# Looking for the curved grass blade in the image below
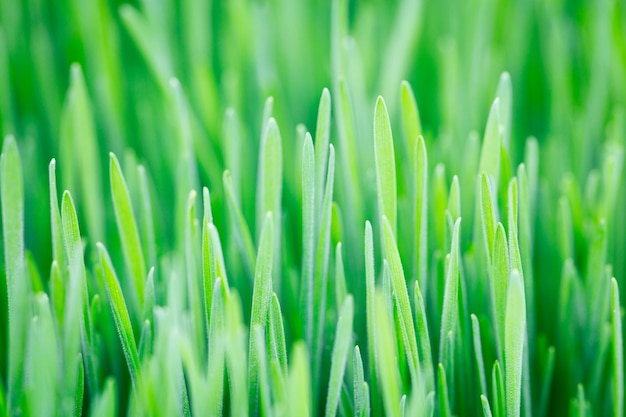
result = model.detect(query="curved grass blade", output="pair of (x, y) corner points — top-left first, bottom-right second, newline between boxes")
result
(381, 216), (420, 384)
(301, 132), (315, 345)
(481, 395), (494, 417)
(374, 97), (397, 237)
(98, 243), (142, 390)
(325, 295), (354, 417)
(110, 152), (146, 309)
(612, 278), (623, 417)
(248, 213), (274, 410)
(505, 270), (526, 417)
(492, 360), (505, 417)
(268, 293), (288, 376)
(1, 135), (28, 413)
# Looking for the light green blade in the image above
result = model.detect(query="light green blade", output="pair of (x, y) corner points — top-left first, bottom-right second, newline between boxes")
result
(325, 295), (354, 417)
(110, 152), (146, 310)
(505, 270), (526, 417)
(374, 96), (397, 237)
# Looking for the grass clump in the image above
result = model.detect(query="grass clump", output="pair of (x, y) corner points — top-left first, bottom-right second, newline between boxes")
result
(1, 0), (626, 416)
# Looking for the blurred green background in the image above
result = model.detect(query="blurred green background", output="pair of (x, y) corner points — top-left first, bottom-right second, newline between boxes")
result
(0, 0), (625, 413)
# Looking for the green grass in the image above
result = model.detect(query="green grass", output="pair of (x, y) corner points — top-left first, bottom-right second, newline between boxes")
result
(1, 0), (626, 416)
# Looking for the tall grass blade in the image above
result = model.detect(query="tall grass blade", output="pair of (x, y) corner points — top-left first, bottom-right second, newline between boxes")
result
(98, 243), (142, 390)
(382, 216), (420, 384)
(505, 270), (526, 417)
(110, 152), (146, 309)
(1, 135), (28, 414)
(248, 212), (274, 410)
(301, 132), (316, 345)
(374, 97), (397, 237)
(325, 295), (354, 417)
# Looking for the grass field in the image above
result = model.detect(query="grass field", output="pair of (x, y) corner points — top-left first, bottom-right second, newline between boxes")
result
(1, 0), (626, 415)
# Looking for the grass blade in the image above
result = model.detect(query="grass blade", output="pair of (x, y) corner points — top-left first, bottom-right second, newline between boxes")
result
(49, 159), (66, 273)
(301, 132), (316, 345)
(313, 145), (336, 398)
(335, 242), (348, 308)
(414, 136), (428, 290)
(492, 223), (509, 360)
(353, 345), (365, 417)
(1, 135), (28, 413)
(364, 221), (379, 414)
(612, 278), (623, 417)
(207, 278), (226, 417)
(248, 212), (274, 410)
(381, 216), (420, 384)
(110, 152), (146, 310)
(505, 270), (526, 417)
(478, 98), (501, 188)
(268, 293), (288, 376)
(439, 218), (462, 367)
(374, 291), (402, 417)
(25, 294), (58, 415)
(374, 96), (397, 237)
(471, 314), (488, 396)
(415, 279), (434, 392)
(481, 395), (494, 417)
(438, 363), (452, 417)
(61, 191), (97, 394)
(315, 88), (331, 211)
(256, 117), (282, 294)
(98, 243), (142, 390)
(325, 295), (354, 417)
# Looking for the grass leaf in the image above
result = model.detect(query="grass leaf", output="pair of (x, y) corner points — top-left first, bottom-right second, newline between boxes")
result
(374, 290), (402, 417)
(439, 218), (462, 367)
(612, 278), (623, 417)
(98, 243), (142, 390)
(288, 342), (312, 417)
(110, 152), (146, 309)
(382, 216), (420, 384)
(223, 170), (256, 278)
(374, 96), (397, 237)
(268, 293), (288, 376)
(325, 295), (354, 417)
(248, 212), (274, 409)
(505, 270), (526, 417)
(1, 135), (28, 413)
(301, 132), (316, 345)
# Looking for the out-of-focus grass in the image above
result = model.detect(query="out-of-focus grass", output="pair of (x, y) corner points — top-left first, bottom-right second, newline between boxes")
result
(0, 0), (625, 415)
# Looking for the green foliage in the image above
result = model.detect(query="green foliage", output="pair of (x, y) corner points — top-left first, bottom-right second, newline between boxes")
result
(0, 0), (625, 415)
